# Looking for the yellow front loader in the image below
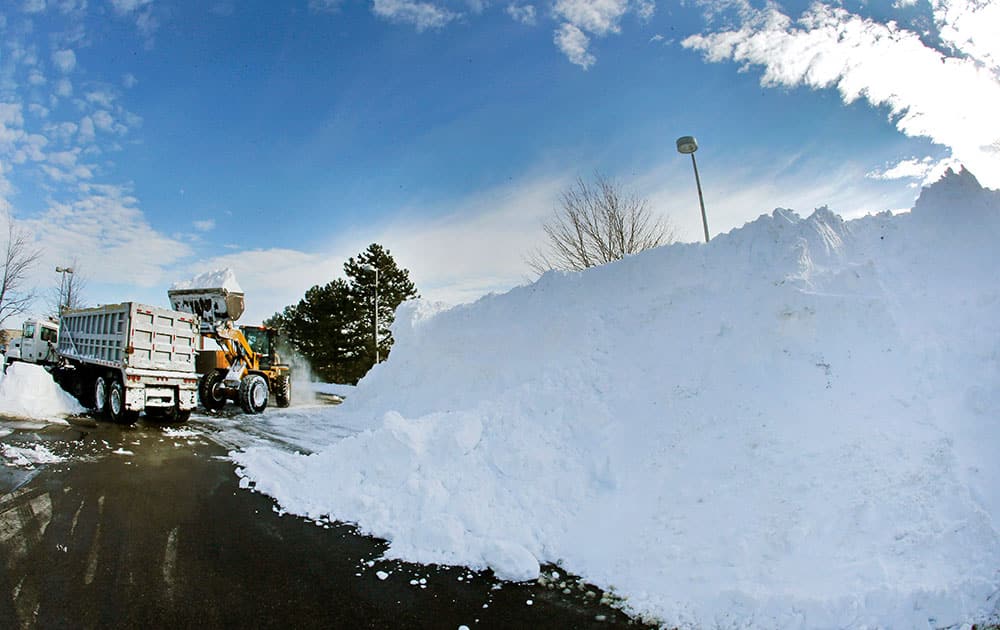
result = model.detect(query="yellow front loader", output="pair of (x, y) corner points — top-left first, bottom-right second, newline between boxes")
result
(168, 285), (291, 414)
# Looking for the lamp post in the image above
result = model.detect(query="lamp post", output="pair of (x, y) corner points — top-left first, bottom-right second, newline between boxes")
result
(55, 266), (74, 314)
(360, 264), (379, 364)
(676, 135), (710, 243)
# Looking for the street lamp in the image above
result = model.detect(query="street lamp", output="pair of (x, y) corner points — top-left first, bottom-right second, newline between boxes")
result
(676, 135), (711, 243)
(359, 264), (379, 364)
(55, 266), (74, 314)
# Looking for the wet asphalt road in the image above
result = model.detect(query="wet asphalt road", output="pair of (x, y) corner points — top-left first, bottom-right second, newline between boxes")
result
(0, 415), (655, 629)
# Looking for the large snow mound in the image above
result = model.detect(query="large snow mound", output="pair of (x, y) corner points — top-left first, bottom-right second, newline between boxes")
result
(170, 267), (243, 293)
(0, 362), (85, 419)
(233, 168), (1000, 628)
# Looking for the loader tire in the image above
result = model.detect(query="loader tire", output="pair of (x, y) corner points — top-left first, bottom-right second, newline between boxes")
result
(239, 374), (268, 414)
(275, 374), (291, 408)
(199, 369), (229, 412)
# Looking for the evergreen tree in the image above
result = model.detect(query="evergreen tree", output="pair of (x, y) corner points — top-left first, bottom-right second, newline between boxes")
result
(344, 243), (418, 372)
(266, 243), (418, 384)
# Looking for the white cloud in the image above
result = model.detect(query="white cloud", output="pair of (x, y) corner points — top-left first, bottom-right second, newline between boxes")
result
(55, 78), (73, 97)
(372, 0), (459, 31)
(85, 90), (116, 108)
(183, 174), (567, 322)
(122, 73), (138, 88)
(682, 4), (1000, 188)
(506, 3), (536, 25)
(13, 133), (48, 163)
(308, 0), (343, 12)
(867, 157), (934, 180)
(52, 49), (76, 73)
(193, 218), (215, 232)
(634, 0), (654, 21)
(23, 184), (193, 288)
(867, 156), (962, 187)
(554, 0), (628, 36)
(44, 121), (78, 142)
(0, 104), (26, 151)
(28, 103), (49, 118)
(932, 0), (1000, 72)
(27, 69), (46, 86)
(549, 0), (655, 67)
(56, 0), (88, 14)
(22, 0), (47, 13)
(78, 115), (95, 141)
(109, 0), (152, 14)
(554, 23), (596, 69)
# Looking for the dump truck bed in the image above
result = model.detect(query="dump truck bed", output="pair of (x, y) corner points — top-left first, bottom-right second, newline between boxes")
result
(57, 302), (199, 373)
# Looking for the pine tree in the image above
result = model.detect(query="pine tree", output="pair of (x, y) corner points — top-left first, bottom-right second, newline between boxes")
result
(266, 243), (418, 384)
(344, 243), (418, 373)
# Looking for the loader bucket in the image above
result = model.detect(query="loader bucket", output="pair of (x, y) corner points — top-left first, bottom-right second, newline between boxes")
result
(167, 287), (246, 323)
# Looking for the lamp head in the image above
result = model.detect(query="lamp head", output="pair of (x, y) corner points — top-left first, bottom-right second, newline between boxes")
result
(676, 136), (699, 154)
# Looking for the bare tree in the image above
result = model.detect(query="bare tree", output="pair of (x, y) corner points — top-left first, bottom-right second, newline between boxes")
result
(48, 258), (88, 316)
(527, 172), (675, 275)
(0, 216), (42, 328)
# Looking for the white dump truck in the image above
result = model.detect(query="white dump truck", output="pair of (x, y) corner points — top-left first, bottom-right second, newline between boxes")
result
(6, 303), (200, 423)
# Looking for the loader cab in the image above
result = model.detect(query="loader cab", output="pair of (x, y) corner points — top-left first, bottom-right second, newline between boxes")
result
(240, 325), (280, 370)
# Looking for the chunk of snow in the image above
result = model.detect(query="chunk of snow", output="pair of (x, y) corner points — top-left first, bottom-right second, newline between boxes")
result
(232, 170), (1000, 628)
(170, 267), (243, 293)
(1, 443), (64, 468)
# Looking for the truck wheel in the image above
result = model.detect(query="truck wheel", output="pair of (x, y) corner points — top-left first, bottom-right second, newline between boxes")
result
(275, 374), (291, 408)
(108, 378), (139, 425)
(94, 375), (109, 418)
(238, 374), (268, 414)
(199, 370), (229, 412)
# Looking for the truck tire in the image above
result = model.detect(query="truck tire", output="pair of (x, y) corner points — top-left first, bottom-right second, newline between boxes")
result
(94, 374), (109, 418)
(199, 370), (228, 412)
(239, 374), (268, 414)
(108, 378), (139, 425)
(275, 374), (291, 408)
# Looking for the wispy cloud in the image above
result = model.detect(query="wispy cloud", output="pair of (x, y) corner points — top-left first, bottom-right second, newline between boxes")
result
(308, 0), (343, 13)
(371, 0), (460, 31)
(23, 184), (192, 288)
(51, 49), (76, 73)
(193, 218), (215, 232)
(551, 0), (656, 68)
(181, 173), (568, 322)
(506, 3), (536, 25)
(554, 24), (596, 70)
(682, 4), (1000, 188)
(865, 156), (961, 187)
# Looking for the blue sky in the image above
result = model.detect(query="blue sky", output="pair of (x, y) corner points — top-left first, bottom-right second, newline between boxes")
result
(0, 0), (997, 324)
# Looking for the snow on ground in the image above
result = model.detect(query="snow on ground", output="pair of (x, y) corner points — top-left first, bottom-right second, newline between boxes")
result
(0, 443), (64, 468)
(232, 168), (1000, 628)
(0, 362), (84, 420)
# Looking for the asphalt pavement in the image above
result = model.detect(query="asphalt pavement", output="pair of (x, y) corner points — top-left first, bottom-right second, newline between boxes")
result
(0, 414), (655, 629)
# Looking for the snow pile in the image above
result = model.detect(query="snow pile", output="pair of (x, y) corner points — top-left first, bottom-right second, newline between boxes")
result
(0, 362), (85, 419)
(233, 168), (1000, 628)
(170, 268), (243, 293)
(1, 443), (64, 468)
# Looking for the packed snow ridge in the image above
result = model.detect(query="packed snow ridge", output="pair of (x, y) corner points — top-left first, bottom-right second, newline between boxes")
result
(233, 168), (1000, 628)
